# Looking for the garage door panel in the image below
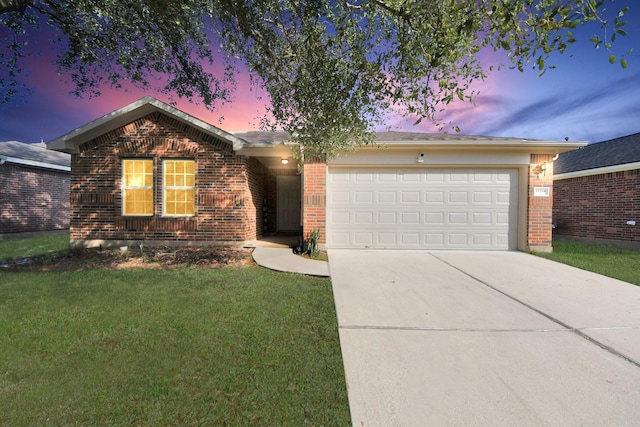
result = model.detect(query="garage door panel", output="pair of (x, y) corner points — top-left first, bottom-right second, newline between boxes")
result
(400, 172), (421, 183)
(473, 192), (493, 203)
(448, 212), (468, 224)
(378, 191), (397, 203)
(378, 212), (397, 224)
(354, 212), (373, 224)
(472, 212), (492, 224)
(448, 192), (468, 203)
(355, 191), (373, 203)
(425, 212), (444, 224)
(401, 191), (421, 203)
(330, 211), (350, 224)
(378, 232), (397, 244)
(355, 172), (374, 183)
(426, 191), (445, 203)
(327, 168), (518, 250)
(401, 212), (421, 224)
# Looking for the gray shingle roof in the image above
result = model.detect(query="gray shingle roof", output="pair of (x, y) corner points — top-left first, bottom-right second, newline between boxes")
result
(0, 141), (71, 168)
(235, 130), (556, 145)
(554, 132), (640, 174)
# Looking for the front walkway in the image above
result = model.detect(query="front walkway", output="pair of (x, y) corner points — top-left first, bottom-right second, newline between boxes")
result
(250, 247), (329, 277)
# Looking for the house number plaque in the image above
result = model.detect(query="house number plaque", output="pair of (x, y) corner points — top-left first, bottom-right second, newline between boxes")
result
(533, 187), (550, 197)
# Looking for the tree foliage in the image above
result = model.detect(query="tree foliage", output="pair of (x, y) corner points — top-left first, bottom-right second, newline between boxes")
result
(0, 0), (632, 159)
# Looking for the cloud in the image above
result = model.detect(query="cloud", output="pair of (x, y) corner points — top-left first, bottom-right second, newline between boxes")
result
(462, 69), (640, 142)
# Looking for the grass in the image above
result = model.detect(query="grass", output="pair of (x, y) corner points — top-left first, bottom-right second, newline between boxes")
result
(0, 233), (70, 261)
(537, 240), (640, 286)
(0, 241), (351, 425)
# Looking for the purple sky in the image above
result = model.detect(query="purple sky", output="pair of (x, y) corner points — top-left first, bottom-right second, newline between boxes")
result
(1, 3), (639, 145)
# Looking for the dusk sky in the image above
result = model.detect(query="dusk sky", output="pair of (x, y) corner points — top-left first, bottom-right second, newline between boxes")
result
(1, 2), (639, 145)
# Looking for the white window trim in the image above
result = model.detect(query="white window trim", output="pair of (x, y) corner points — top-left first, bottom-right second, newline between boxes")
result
(122, 159), (154, 216)
(162, 159), (195, 217)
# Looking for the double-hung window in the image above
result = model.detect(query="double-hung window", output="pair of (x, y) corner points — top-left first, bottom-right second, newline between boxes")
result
(163, 160), (195, 216)
(122, 159), (154, 216)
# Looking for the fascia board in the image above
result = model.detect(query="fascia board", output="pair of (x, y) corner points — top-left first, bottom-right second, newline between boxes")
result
(367, 141), (587, 154)
(0, 155), (70, 171)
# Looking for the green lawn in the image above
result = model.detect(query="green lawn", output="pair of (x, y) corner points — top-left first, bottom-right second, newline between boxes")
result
(0, 258), (350, 425)
(538, 240), (640, 286)
(0, 233), (70, 261)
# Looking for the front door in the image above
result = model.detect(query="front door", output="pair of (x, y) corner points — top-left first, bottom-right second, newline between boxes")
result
(277, 175), (301, 231)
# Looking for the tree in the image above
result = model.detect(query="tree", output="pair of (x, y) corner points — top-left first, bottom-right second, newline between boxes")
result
(0, 0), (632, 160)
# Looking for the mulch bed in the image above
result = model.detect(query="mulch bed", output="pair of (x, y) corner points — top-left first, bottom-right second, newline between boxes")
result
(1, 246), (254, 272)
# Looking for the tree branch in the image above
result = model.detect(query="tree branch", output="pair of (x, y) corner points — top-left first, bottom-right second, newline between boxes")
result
(0, 0), (31, 14)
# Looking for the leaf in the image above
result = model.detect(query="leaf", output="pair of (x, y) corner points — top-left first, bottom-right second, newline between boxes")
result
(621, 58), (628, 69)
(609, 54), (616, 64)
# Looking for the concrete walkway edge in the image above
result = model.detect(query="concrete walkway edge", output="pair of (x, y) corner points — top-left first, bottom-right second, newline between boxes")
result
(251, 247), (330, 277)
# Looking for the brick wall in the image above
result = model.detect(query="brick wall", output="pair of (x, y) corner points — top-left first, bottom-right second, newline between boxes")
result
(553, 169), (640, 245)
(245, 157), (267, 240)
(527, 154), (554, 251)
(0, 163), (70, 234)
(302, 162), (327, 244)
(69, 112), (265, 247)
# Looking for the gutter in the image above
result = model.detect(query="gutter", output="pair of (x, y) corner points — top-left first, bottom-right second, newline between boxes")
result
(0, 155), (70, 172)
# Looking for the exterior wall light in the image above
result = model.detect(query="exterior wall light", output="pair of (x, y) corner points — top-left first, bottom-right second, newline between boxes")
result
(281, 158), (289, 165)
(417, 153), (425, 163)
(540, 162), (548, 174)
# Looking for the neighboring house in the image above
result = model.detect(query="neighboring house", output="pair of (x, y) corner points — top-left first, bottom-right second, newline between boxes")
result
(553, 132), (640, 249)
(0, 141), (71, 236)
(48, 96), (583, 252)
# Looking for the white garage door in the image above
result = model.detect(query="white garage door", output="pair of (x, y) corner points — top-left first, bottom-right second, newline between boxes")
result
(327, 168), (518, 250)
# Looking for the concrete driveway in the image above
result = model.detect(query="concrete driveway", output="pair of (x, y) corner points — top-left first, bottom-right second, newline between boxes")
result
(328, 250), (640, 426)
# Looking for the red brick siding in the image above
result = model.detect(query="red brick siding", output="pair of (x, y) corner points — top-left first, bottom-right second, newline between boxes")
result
(303, 162), (326, 244)
(69, 112), (265, 246)
(527, 154), (554, 250)
(0, 163), (70, 234)
(553, 169), (640, 244)
(245, 157), (267, 240)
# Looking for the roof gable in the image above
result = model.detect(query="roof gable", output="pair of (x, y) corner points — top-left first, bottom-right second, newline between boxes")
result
(47, 96), (246, 154)
(554, 132), (640, 174)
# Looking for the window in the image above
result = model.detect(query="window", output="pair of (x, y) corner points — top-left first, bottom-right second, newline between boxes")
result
(122, 159), (153, 216)
(163, 160), (195, 216)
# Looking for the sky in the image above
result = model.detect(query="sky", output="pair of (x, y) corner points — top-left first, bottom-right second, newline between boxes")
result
(1, 2), (639, 145)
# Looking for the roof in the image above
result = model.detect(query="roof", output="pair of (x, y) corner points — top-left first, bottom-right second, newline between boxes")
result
(236, 130), (585, 155)
(554, 132), (640, 174)
(47, 96), (246, 154)
(373, 132), (584, 153)
(0, 141), (70, 171)
(46, 96), (585, 157)
(234, 130), (291, 146)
